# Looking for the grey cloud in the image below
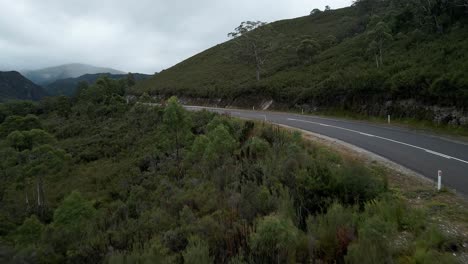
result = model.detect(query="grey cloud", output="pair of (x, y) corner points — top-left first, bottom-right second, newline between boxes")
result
(0, 0), (351, 74)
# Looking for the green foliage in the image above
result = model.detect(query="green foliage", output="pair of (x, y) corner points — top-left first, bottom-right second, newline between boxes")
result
(182, 236), (214, 264)
(0, 95), (458, 263)
(307, 203), (356, 262)
(7, 129), (55, 151)
(367, 21), (393, 67)
(0, 101), (38, 123)
(202, 124), (237, 167)
(163, 96), (192, 162)
(53, 191), (95, 228)
(228, 21), (276, 81)
(243, 136), (270, 160)
(297, 38), (321, 63)
(107, 239), (176, 264)
(346, 214), (396, 263)
(49, 191), (96, 261)
(334, 162), (387, 206)
(0, 114), (41, 137)
(14, 215), (44, 247)
(250, 213), (300, 263)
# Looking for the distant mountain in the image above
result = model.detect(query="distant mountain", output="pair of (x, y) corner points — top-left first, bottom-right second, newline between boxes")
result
(0, 71), (48, 102)
(45, 73), (152, 96)
(22, 63), (125, 85)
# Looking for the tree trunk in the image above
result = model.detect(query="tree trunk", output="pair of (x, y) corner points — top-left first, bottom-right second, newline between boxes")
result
(175, 132), (179, 162)
(379, 46), (383, 67)
(25, 190), (30, 212)
(433, 15), (441, 33)
(256, 66), (260, 81)
(253, 43), (261, 81)
(37, 175), (45, 217)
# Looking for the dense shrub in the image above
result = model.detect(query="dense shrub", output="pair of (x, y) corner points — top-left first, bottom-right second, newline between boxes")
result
(0, 92), (459, 263)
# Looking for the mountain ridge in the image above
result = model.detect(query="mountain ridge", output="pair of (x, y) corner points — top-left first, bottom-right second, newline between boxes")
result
(44, 72), (152, 96)
(0, 71), (48, 102)
(22, 63), (125, 85)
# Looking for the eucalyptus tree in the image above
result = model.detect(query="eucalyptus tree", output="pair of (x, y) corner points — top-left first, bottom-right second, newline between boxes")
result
(228, 21), (276, 81)
(367, 21), (393, 68)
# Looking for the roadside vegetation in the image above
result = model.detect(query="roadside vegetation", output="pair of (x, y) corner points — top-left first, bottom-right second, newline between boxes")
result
(132, 0), (468, 127)
(0, 77), (465, 263)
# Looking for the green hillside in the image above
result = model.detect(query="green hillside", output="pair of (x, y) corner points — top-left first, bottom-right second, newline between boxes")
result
(133, 1), (468, 125)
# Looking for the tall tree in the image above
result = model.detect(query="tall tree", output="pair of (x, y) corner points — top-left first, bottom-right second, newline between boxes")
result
(163, 97), (192, 163)
(228, 21), (276, 81)
(367, 21), (393, 68)
(126, 72), (136, 86)
(25, 144), (67, 218)
(7, 128), (65, 219)
(310, 8), (322, 15)
(353, 0), (379, 13)
(296, 39), (321, 64)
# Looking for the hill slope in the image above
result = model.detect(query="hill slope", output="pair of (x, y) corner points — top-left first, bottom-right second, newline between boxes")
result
(0, 71), (48, 102)
(45, 73), (152, 96)
(133, 1), (468, 125)
(23, 63), (125, 85)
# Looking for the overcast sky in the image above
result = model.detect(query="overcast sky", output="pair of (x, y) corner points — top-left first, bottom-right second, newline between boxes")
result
(0, 0), (351, 74)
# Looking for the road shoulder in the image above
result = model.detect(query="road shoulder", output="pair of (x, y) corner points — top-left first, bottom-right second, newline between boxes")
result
(275, 122), (468, 261)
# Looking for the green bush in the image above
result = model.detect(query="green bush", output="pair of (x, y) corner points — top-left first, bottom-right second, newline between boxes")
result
(250, 213), (300, 263)
(182, 236), (213, 264)
(307, 203), (356, 263)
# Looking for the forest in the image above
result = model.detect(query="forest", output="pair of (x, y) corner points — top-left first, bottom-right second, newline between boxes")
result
(0, 77), (463, 263)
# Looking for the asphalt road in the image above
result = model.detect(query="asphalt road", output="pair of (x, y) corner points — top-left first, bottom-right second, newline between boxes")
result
(185, 106), (468, 195)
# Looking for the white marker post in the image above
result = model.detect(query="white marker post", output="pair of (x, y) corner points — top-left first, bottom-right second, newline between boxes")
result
(253, 106), (255, 110)
(388, 115), (391, 124)
(437, 170), (442, 191)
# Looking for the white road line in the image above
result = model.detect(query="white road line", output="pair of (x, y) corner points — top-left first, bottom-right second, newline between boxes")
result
(287, 118), (468, 165)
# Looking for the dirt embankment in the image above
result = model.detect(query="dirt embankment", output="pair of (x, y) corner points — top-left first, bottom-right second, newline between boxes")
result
(129, 94), (468, 127)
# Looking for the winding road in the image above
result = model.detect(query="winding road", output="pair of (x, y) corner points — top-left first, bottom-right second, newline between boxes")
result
(185, 105), (468, 195)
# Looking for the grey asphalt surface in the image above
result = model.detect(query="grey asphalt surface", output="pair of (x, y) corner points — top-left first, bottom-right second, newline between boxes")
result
(185, 106), (468, 195)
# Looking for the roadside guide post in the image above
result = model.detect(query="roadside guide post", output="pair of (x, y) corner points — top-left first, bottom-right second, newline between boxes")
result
(438, 170), (442, 191)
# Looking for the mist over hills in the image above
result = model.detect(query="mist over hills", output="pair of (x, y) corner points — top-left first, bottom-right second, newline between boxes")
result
(44, 73), (152, 96)
(1, 63), (149, 100)
(22, 63), (125, 86)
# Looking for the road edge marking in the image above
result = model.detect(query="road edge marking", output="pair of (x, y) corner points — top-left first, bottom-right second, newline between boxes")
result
(287, 118), (468, 165)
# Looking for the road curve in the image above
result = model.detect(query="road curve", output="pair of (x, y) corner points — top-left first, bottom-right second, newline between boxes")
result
(185, 105), (468, 195)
